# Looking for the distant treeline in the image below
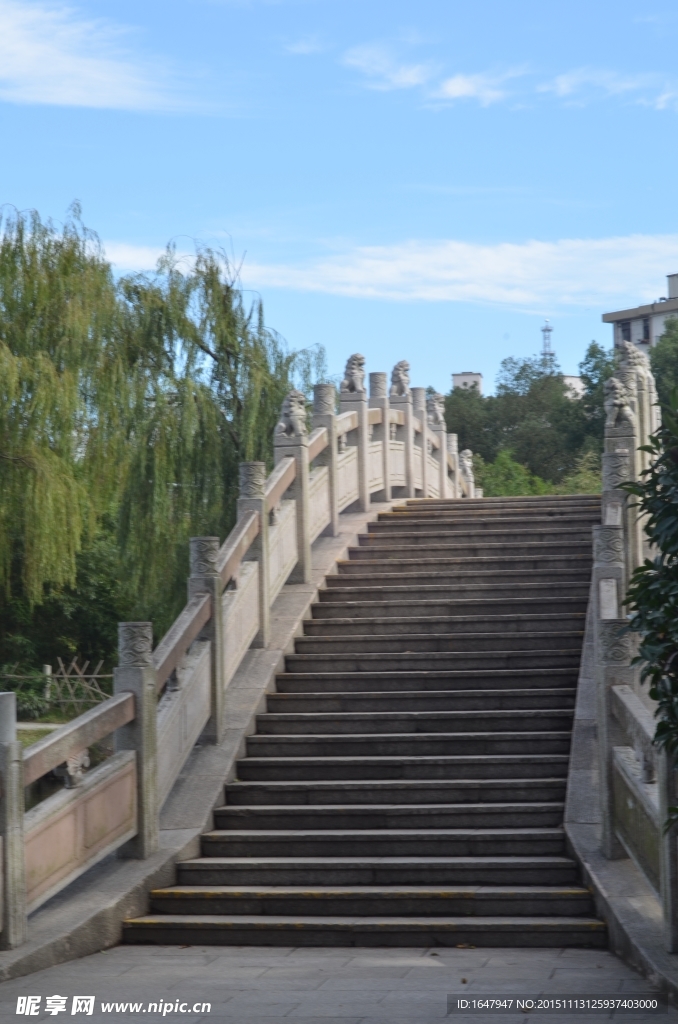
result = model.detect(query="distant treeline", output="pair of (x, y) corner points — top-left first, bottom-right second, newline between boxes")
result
(0, 205), (325, 672)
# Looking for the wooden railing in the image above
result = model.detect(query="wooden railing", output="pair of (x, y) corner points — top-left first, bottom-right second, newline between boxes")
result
(0, 362), (470, 949)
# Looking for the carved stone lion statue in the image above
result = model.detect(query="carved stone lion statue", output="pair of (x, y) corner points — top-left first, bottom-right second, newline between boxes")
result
(340, 353), (366, 394)
(427, 392), (445, 426)
(390, 360), (411, 397)
(459, 449), (474, 485)
(276, 389), (308, 437)
(603, 377), (636, 431)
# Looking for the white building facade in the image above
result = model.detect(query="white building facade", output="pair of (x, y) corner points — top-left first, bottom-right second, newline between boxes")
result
(452, 372), (483, 395)
(602, 274), (678, 351)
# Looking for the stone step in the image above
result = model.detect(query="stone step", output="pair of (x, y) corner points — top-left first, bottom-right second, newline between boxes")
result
(255, 709), (574, 735)
(237, 754), (569, 782)
(285, 650), (581, 673)
(224, 778), (568, 805)
(347, 543), (593, 560)
(212, 803), (566, 831)
(360, 532), (594, 548)
(318, 582), (591, 602)
(275, 669), (578, 692)
(312, 598), (588, 618)
(294, 632), (584, 654)
(266, 687), (577, 712)
(200, 827), (568, 858)
(148, 884), (594, 918)
(302, 614), (585, 636)
(245, 731), (571, 758)
(327, 569), (592, 586)
(374, 514), (600, 529)
(396, 496), (600, 511)
(175, 855), (581, 887)
(338, 556), (592, 572)
(123, 913), (606, 948)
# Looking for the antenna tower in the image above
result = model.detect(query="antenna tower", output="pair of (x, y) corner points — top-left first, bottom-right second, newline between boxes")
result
(541, 319), (553, 359)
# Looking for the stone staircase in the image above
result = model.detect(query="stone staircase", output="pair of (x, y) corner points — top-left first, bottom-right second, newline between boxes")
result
(124, 494), (607, 948)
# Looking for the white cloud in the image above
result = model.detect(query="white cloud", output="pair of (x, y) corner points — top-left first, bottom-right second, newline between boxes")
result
(243, 234), (678, 311)
(103, 242), (166, 272)
(433, 73), (510, 106)
(342, 44), (435, 91)
(540, 66), (678, 110)
(0, 0), (185, 110)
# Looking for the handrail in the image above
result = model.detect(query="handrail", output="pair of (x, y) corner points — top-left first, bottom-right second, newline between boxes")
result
(216, 509), (260, 586)
(389, 409), (404, 426)
(337, 410), (358, 434)
(265, 457), (295, 511)
(368, 408), (382, 425)
(429, 431), (440, 450)
(152, 592), (212, 692)
(412, 415), (422, 434)
(308, 427), (328, 461)
(447, 452), (455, 472)
(23, 693), (135, 787)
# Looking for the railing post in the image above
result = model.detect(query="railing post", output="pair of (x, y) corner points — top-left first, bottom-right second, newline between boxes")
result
(659, 750), (678, 951)
(369, 373), (391, 501)
(312, 385), (339, 536)
(447, 434), (460, 499)
(274, 390), (311, 584)
(114, 623), (159, 858)
(189, 537), (225, 741)
(340, 355), (369, 512)
(427, 392), (448, 498)
(0, 692), (26, 949)
(592, 522), (630, 863)
(390, 362), (415, 499)
(238, 463), (271, 643)
(412, 387), (428, 497)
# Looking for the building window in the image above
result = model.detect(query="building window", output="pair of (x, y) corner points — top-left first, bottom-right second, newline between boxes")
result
(643, 317), (650, 341)
(621, 321), (631, 342)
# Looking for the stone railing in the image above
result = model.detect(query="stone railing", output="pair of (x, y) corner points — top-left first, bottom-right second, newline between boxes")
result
(0, 356), (471, 950)
(590, 341), (678, 950)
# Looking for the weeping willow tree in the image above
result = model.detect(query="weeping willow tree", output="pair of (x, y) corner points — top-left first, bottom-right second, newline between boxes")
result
(0, 206), (324, 666)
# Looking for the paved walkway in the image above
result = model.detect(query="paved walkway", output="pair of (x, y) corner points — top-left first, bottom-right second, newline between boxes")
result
(0, 945), (674, 1023)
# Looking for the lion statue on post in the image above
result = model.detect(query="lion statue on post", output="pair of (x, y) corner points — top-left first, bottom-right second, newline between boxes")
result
(427, 392), (445, 426)
(390, 360), (411, 397)
(340, 354), (366, 394)
(603, 377), (636, 431)
(276, 389), (308, 437)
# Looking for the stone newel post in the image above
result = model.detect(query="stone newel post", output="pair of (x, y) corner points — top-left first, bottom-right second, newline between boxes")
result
(274, 390), (311, 584)
(447, 434), (460, 499)
(339, 355), (369, 513)
(369, 372), (391, 501)
(238, 462), (271, 647)
(390, 362), (415, 499)
(0, 691), (26, 949)
(114, 622), (159, 858)
(189, 536), (225, 741)
(412, 387), (428, 498)
(312, 385), (339, 536)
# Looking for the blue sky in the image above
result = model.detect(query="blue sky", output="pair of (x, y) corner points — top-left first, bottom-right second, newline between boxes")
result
(2, 0), (678, 393)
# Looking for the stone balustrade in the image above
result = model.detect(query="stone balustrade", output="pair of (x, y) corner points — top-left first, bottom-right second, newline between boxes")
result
(0, 356), (468, 949)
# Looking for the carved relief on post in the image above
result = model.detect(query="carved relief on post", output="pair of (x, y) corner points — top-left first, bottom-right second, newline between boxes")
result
(189, 536), (220, 577)
(390, 361), (411, 397)
(340, 354), (366, 394)
(598, 621), (634, 665)
(594, 526), (624, 565)
(313, 383), (336, 415)
(427, 392), (446, 426)
(276, 390), (308, 437)
(602, 449), (631, 490)
(239, 462), (266, 499)
(118, 622), (153, 667)
(369, 372), (387, 399)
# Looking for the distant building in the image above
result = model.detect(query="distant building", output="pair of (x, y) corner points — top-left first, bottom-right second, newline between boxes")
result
(452, 372), (483, 395)
(563, 375), (585, 399)
(602, 273), (678, 351)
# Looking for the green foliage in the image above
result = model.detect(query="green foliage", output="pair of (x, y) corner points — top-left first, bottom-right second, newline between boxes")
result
(650, 318), (678, 408)
(623, 393), (678, 804)
(0, 208), (326, 669)
(444, 342), (612, 487)
(475, 450), (551, 497)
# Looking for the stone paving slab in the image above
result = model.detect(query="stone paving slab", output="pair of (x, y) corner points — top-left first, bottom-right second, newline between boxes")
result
(0, 944), (675, 1024)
